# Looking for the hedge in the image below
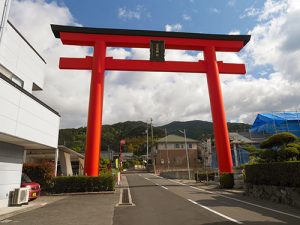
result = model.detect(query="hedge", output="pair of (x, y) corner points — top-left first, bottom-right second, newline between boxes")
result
(219, 173), (234, 189)
(195, 172), (215, 181)
(244, 161), (300, 187)
(51, 175), (115, 193)
(23, 162), (55, 191)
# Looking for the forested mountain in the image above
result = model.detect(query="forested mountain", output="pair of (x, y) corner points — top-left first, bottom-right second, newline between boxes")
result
(59, 120), (251, 154)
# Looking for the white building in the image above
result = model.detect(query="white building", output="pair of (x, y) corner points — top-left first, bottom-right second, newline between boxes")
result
(0, 0), (60, 208)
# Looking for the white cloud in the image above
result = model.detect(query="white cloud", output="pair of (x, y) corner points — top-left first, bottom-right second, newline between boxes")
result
(240, 7), (260, 19)
(210, 8), (221, 14)
(8, 0), (300, 129)
(118, 5), (150, 20)
(182, 14), (192, 21)
(165, 24), (182, 32)
(229, 30), (240, 35)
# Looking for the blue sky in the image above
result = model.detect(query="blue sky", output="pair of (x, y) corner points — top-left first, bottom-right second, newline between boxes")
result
(9, 0), (300, 128)
(53, 0), (262, 34)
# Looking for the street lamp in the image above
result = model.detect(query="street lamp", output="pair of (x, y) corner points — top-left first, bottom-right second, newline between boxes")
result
(178, 129), (191, 180)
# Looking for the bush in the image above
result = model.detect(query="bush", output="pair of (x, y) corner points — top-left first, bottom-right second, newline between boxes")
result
(219, 173), (234, 189)
(51, 174), (115, 193)
(259, 149), (277, 163)
(195, 172), (215, 181)
(23, 161), (55, 191)
(244, 161), (300, 187)
(260, 132), (298, 149)
(278, 147), (299, 161)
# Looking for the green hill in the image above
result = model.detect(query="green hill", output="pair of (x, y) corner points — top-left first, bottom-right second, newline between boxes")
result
(159, 120), (251, 140)
(59, 120), (251, 154)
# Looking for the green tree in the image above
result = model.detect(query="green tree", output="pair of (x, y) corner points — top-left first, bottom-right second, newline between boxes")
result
(260, 132), (298, 149)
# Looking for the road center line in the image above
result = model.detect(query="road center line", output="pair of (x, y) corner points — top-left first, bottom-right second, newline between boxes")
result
(161, 186), (168, 190)
(187, 199), (243, 224)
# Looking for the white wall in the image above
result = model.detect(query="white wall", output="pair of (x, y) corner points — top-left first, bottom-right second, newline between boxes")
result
(0, 0), (11, 44)
(0, 21), (45, 93)
(158, 143), (198, 150)
(0, 142), (23, 208)
(0, 78), (60, 148)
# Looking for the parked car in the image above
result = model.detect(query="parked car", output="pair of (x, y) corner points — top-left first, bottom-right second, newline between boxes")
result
(21, 173), (41, 200)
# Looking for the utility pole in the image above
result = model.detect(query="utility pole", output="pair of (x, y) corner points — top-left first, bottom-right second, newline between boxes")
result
(150, 118), (156, 174)
(165, 128), (170, 170)
(146, 123), (149, 161)
(150, 118), (154, 148)
(179, 129), (191, 180)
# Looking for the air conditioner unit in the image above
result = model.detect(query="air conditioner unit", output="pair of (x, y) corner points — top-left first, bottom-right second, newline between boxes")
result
(11, 188), (29, 205)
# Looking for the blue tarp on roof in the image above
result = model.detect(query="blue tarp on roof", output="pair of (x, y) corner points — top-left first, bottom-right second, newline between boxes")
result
(250, 112), (300, 136)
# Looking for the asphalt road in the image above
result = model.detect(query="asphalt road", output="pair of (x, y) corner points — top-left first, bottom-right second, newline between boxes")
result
(113, 173), (300, 225)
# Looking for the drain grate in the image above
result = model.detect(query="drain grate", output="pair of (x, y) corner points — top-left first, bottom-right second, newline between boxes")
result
(122, 189), (129, 204)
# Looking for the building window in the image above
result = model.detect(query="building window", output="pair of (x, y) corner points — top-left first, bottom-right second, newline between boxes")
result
(188, 144), (193, 149)
(175, 144), (179, 148)
(161, 159), (164, 164)
(12, 74), (24, 88)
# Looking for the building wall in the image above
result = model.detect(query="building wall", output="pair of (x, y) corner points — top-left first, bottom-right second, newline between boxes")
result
(0, 141), (23, 208)
(0, 0), (11, 44)
(156, 149), (199, 171)
(0, 75), (60, 148)
(0, 22), (45, 93)
(157, 142), (198, 150)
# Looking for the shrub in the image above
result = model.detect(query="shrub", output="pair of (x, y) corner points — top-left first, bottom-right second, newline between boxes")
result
(51, 174), (115, 193)
(219, 173), (234, 189)
(23, 161), (55, 191)
(244, 161), (300, 187)
(259, 149), (278, 163)
(260, 132), (298, 149)
(278, 147), (299, 161)
(195, 172), (215, 181)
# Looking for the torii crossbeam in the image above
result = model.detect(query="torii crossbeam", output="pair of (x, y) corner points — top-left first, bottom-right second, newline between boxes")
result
(51, 25), (250, 176)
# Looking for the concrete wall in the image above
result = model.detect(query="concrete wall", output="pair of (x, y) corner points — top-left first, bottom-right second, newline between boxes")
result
(0, 141), (23, 208)
(0, 78), (60, 148)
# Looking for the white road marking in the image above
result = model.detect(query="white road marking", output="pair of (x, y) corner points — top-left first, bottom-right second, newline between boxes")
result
(145, 177), (150, 181)
(161, 186), (168, 190)
(189, 186), (214, 194)
(215, 192), (300, 220)
(189, 185), (300, 220)
(187, 199), (243, 224)
(147, 174), (300, 220)
(167, 179), (186, 185)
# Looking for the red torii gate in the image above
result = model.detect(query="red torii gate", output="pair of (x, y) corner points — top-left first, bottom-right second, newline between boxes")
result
(51, 25), (250, 176)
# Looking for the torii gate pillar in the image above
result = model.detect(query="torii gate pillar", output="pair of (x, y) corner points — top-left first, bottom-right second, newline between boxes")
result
(84, 42), (106, 176)
(204, 46), (232, 173)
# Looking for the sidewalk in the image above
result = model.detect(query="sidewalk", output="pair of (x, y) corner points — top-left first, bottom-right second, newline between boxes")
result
(0, 196), (66, 221)
(0, 188), (120, 225)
